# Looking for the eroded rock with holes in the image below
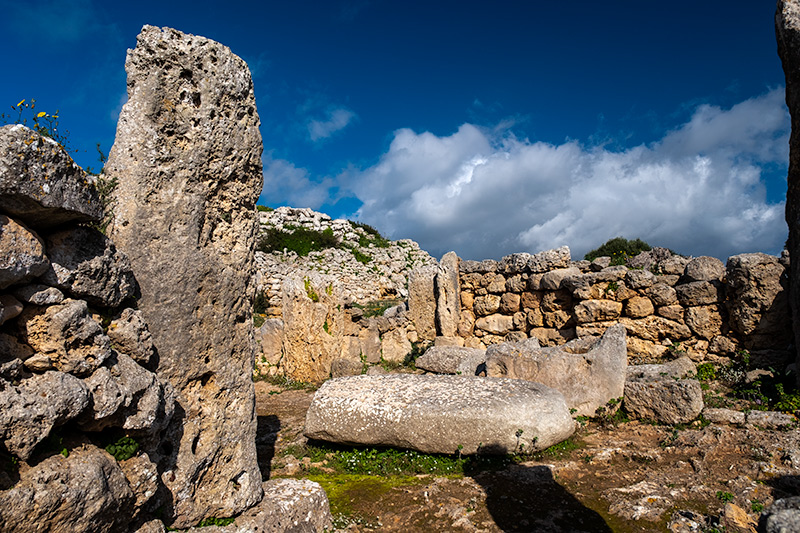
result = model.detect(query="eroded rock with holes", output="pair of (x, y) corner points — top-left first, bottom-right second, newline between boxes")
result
(42, 226), (136, 308)
(415, 345), (487, 376)
(0, 371), (89, 460)
(0, 124), (102, 228)
(0, 215), (49, 289)
(304, 374), (575, 455)
(485, 324), (627, 417)
(0, 445), (135, 532)
(105, 25), (263, 526)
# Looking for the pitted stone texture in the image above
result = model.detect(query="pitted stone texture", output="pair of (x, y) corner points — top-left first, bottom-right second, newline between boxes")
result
(0, 445), (135, 532)
(486, 324), (627, 417)
(779, 0), (800, 388)
(304, 374), (575, 455)
(0, 215), (48, 289)
(415, 345), (487, 375)
(0, 371), (90, 460)
(184, 479), (333, 533)
(105, 25), (263, 526)
(12, 283), (64, 305)
(683, 256), (725, 282)
(761, 496), (800, 533)
(0, 125), (102, 228)
(726, 253), (791, 351)
(107, 308), (156, 366)
(624, 358), (703, 424)
(408, 264), (437, 341)
(42, 226), (136, 308)
(81, 352), (174, 433)
(527, 246), (571, 273)
(17, 298), (112, 376)
(435, 252), (461, 337)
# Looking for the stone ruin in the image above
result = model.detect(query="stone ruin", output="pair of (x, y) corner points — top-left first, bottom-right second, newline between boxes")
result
(0, 26), (331, 532)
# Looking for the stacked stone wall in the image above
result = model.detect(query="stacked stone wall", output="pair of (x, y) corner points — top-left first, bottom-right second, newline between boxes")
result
(456, 248), (791, 367)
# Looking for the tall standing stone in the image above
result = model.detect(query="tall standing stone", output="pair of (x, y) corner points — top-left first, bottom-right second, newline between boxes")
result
(435, 251), (461, 338)
(777, 1), (800, 385)
(105, 26), (263, 527)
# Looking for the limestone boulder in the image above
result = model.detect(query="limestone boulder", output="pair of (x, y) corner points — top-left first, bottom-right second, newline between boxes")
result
(625, 296), (654, 318)
(42, 226), (136, 308)
(625, 247), (673, 272)
(500, 252), (532, 273)
(0, 371), (89, 460)
(13, 284), (64, 305)
(0, 294), (23, 326)
(330, 357), (363, 378)
(726, 253), (791, 350)
(17, 298), (112, 376)
(625, 269), (656, 289)
(435, 251), (461, 337)
(486, 324), (627, 417)
(0, 215), (49, 289)
(304, 374), (575, 455)
(105, 25), (264, 526)
(256, 318), (284, 368)
(624, 358), (703, 424)
(683, 256), (725, 282)
(475, 313), (514, 335)
(381, 327), (412, 363)
(191, 479), (332, 533)
(618, 316), (692, 342)
(415, 345), (487, 375)
(761, 497), (800, 533)
(684, 304), (724, 340)
(407, 264), (437, 341)
(474, 294), (501, 316)
(676, 280), (724, 306)
(80, 352), (174, 434)
(527, 246), (571, 273)
(107, 308), (156, 366)
(540, 267), (582, 290)
(0, 124), (102, 228)
(647, 283), (678, 306)
(0, 445), (135, 532)
(573, 299), (622, 324)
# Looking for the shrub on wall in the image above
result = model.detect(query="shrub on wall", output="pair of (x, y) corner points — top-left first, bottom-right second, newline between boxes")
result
(584, 237), (652, 264)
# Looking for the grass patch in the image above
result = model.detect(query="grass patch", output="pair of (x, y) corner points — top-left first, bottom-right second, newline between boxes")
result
(258, 226), (339, 256)
(256, 205), (274, 212)
(532, 435), (584, 460)
(352, 249), (372, 264)
(351, 299), (402, 318)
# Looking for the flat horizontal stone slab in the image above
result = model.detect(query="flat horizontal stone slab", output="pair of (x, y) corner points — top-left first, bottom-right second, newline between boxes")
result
(304, 374), (575, 455)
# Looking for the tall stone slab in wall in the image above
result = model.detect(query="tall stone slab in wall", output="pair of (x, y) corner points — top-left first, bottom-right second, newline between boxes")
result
(777, 1), (800, 385)
(408, 264), (438, 341)
(105, 26), (263, 527)
(435, 251), (461, 337)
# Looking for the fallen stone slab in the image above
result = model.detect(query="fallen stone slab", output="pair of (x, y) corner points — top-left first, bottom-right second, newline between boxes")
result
(415, 345), (486, 376)
(485, 324), (627, 417)
(702, 407), (745, 426)
(624, 358), (704, 425)
(746, 410), (797, 430)
(304, 374), (575, 455)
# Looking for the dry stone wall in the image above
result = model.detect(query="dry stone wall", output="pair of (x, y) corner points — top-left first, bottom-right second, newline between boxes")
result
(457, 247), (791, 368)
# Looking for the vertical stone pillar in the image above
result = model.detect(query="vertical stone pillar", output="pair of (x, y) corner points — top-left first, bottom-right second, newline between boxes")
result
(106, 25), (263, 526)
(777, 1), (800, 385)
(435, 251), (461, 338)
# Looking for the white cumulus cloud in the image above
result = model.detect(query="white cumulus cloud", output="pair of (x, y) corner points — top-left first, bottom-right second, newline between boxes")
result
(344, 89), (789, 261)
(307, 107), (357, 141)
(262, 153), (334, 209)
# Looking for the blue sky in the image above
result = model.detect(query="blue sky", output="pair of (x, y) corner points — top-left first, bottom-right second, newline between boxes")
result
(0, 1), (789, 260)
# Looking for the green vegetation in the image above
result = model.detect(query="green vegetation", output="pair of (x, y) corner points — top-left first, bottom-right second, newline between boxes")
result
(695, 362), (717, 382)
(105, 436), (139, 461)
(2, 98), (73, 151)
(256, 205), (274, 212)
(197, 516), (235, 527)
(533, 435), (584, 460)
(258, 226), (339, 256)
(351, 249), (372, 264)
(253, 290), (269, 314)
(304, 277), (319, 302)
(584, 237), (652, 265)
(715, 490), (734, 503)
(350, 299), (402, 318)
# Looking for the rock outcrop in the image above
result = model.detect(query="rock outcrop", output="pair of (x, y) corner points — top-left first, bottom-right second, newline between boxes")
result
(777, 0), (800, 385)
(106, 25), (264, 526)
(624, 357), (704, 424)
(485, 324), (627, 417)
(0, 124), (175, 531)
(304, 374), (576, 455)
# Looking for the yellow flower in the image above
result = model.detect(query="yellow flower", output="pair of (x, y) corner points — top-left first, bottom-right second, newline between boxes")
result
(36, 111), (46, 118)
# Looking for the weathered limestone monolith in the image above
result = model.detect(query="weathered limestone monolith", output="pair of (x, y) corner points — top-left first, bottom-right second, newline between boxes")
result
(106, 25), (263, 526)
(777, 1), (800, 386)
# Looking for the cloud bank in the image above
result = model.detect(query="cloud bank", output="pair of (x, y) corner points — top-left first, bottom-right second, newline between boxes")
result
(345, 89), (789, 261)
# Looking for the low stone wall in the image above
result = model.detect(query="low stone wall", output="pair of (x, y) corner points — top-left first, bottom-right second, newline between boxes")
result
(455, 247), (791, 366)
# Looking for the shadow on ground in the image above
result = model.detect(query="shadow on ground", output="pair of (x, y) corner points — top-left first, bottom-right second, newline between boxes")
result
(467, 459), (612, 533)
(256, 414), (280, 480)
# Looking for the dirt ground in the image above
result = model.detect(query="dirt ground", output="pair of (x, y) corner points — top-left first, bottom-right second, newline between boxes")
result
(254, 381), (800, 532)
